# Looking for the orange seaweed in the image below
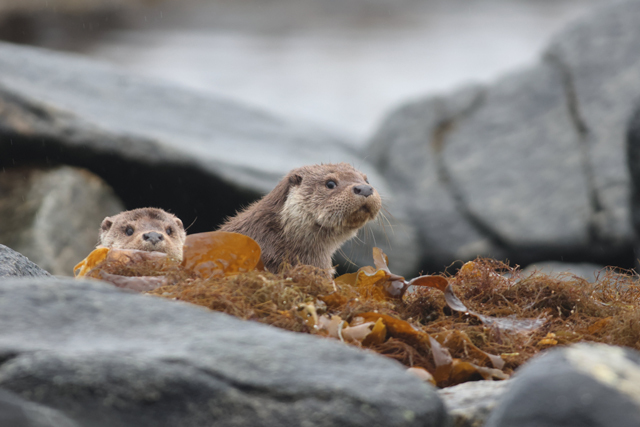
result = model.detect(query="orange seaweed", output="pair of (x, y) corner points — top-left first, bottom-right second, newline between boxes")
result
(182, 231), (261, 277)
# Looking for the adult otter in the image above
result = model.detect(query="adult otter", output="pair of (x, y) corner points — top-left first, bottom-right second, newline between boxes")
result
(219, 163), (382, 276)
(98, 207), (186, 261)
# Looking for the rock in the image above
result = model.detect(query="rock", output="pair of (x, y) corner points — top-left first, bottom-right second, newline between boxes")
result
(521, 261), (605, 282)
(442, 64), (589, 248)
(0, 0), (150, 47)
(0, 41), (419, 276)
(0, 0), (146, 15)
(627, 101), (640, 262)
(368, 85), (506, 272)
(438, 380), (510, 427)
(0, 277), (449, 426)
(485, 343), (640, 427)
(0, 165), (124, 276)
(0, 388), (79, 427)
(368, 0), (640, 272)
(0, 244), (51, 278)
(545, 1), (640, 247)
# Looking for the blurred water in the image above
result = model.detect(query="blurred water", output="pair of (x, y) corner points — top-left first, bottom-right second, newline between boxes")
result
(83, 0), (609, 142)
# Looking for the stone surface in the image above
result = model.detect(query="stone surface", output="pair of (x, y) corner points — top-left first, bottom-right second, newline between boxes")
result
(0, 388), (79, 427)
(368, 85), (505, 272)
(0, 244), (51, 278)
(521, 261), (605, 282)
(438, 380), (510, 427)
(0, 277), (448, 426)
(485, 343), (640, 427)
(367, 0), (640, 272)
(545, 1), (640, 247)
(0, 0), (145, 14)
(0, 165), (124, 276)
(0, 41), (418, 275)
(442, 64), (589, 248)
(627, 102), (640, 264)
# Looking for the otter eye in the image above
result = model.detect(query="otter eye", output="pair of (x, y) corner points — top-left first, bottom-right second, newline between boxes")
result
(166, 227), (173, 236)
(326, 180), (337, 189)
(365, 177), (369, 184)
(125, 226), (134, 236)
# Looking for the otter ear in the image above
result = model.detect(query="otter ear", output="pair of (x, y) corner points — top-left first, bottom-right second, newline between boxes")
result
(100, 217), (114, 233)
(174, 217), (185, 231)
(288, 173), (302, 186)
(264, 171), (302, 208)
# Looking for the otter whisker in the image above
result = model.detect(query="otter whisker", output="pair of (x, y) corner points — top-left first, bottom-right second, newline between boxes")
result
(336, 247), (358, 268)
(372, 212), (392, 247)
(380, 214), (395, 235)
(185, 216), (198, 232)
(364, 224), (377, 247)
(378, 208), (395, 229)
(352, 233), (366, 245)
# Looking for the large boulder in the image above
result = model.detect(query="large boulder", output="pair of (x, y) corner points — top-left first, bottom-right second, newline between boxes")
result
(521, 261), (605, 283)
(0, 244), (51, 278)
(0, 277), (448, 426)
(626, 104), (640, 260)
(0, 388), (79, 427)
(0, 0), (150, 46)
(485, 343), (640, 427)
(0, 165), (124, 275)
(368, 0), (640, 272)
(545, 1), (640, 247)
(438, 380), (510, 427)
(0, 41), (418, 275)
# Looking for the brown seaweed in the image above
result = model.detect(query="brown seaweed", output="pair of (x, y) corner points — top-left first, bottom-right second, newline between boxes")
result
(73, 232), (640, 387)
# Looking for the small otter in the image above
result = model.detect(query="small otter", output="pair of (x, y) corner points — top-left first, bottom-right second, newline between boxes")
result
(219, 163), (382, 276)
(98, 208), (186, 261)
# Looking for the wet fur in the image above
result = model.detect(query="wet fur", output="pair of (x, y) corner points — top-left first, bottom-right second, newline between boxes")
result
(219, 163), (381, 276)
(98, 207), (186, 261)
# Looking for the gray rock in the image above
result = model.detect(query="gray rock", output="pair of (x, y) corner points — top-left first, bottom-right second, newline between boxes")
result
(0, 165), (124, 276)
(521, 261), (605, 282)
(442, 64), (589, 248)
(626, 96), (640, 263)
(438, 380), (510, 427)
(0, 387), (79, 427)
(368, 85), (505, 271)
(0, 277), (448, 427)
(0, 244), (51, 278)
(485, 343), (640, 427)
(0, 0), (146, 15)
(368, 0), (640, 272)
(0, 41), (418, 275)
(545, 0), (640, 246)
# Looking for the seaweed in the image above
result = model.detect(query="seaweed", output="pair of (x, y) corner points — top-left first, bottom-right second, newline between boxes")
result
(74, 231), (640, 387)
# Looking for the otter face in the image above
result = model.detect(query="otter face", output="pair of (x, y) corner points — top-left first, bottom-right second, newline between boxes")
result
(281, 163), (382, 241)
(98, 208), (186, 261)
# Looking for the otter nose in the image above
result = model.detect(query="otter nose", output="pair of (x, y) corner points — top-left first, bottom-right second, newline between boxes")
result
(353, 184), (374, 197)
(143, 231), (164, 245)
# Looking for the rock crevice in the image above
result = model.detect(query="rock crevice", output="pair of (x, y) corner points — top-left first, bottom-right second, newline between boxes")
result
(429, 90), (510, 250)
(545, 52), (604, 243)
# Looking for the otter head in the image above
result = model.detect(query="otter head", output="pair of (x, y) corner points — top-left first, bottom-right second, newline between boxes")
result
(280, 163), (382, 246)
(98, 208), (187, 261)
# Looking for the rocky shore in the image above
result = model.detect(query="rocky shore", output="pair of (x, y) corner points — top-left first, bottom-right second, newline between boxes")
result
(3, 1), (640, 425)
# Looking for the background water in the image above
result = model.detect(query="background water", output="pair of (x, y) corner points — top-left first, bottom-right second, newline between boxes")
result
(36, 0), (610, 141)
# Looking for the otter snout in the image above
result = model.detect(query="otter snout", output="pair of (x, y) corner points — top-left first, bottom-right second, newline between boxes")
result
(353, 184), (374, 197)
(143, 231), (164, 245)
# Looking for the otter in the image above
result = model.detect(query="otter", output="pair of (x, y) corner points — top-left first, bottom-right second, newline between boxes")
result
(219, 163), (382, 276)
(98, 207), (186, 262)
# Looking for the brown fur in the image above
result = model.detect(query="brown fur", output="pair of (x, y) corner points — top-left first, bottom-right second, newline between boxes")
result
(98, 208), (186, 261)
(219, 163), (382, 276)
